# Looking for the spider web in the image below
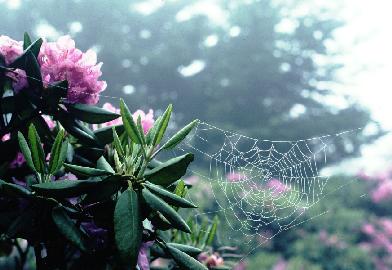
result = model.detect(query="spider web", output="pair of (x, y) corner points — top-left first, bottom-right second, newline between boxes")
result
(173, 121), (361, 247)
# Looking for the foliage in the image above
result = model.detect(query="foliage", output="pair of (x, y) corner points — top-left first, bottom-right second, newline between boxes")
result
(0, 32), (221, 270)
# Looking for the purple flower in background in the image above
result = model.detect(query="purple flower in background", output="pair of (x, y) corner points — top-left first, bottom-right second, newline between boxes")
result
(272, 258), (288, 270)
(267, 178), (290, 194)
(137, 241), (154, 270)
(10, 152), (25, 168)
(81, 221), (108, 250)
(226, 171), (247, 182)
(39, 36), (107, 104)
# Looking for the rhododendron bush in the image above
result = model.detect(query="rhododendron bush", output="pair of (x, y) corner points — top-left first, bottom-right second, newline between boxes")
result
(0, 33), (223, 270)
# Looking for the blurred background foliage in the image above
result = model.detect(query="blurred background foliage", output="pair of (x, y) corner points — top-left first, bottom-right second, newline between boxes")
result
(1, 0), (391, 269)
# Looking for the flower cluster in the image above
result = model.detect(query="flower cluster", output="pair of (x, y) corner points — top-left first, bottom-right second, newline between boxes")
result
(357, 168), (392, 203)
(361, 218), (392, 269)
(0, 35), (106, 104)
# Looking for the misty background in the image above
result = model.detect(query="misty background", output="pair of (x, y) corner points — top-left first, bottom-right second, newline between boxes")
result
(1, 0), (392, 269)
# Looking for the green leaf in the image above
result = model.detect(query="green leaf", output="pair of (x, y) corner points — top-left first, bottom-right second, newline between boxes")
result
(48, 129), (66, 174)
(67, 104), (120, 124)
(152, 104), (172, 146)
(46, 80), (68, 105)
(119, 99), (142, 144)
(0, 179), (31, 198)
(25, 38), (43, 58)
(167, 243), (202, 257)
(161, 119), (199, 150)
(94, 124), (124, 145)
(28, 124), (46, 173)
(142, 188), (191, 233)
(63, 163), (113, 177)
(165, 244), (208, 270)
(96, 156), (115, 174)
(23, 32), (32, 50)
(114, 189), (142, 268)
(32, 179), (101, 198)
(136, 115), (146, 145)
(144, 153), (194, 186)
(82, 175), (123, 203)
(10, 38), (43, 68)
(57, 109), (98, 146)
(52, 206), (90, 253)
(206, 216), (219, 246)
(25, 51), (43, 89)
(150, 212), (172, 231)
(17, 131), (35, 171)
(144, 182), (196, 208)
(112, 127), (124, 158)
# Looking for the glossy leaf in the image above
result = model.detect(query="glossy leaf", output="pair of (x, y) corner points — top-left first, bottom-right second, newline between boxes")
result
(82, 175), (123, 203)
(48, 129), (66, 174)
(144, 182), (196, 208)
(142, 188), (191, 233)
(112, 127), (124, 158)
(166, 244), (208, 270)
(23, 32), (32, 50)
(52, 206), (90, 253)
(0, 179), (31, 197)
(96, 156), (115, 174)
(67, 103), (120, 124)
(17, 131), (35, 171)
(63, 163), (112, 177)
(114, 189), (142, 268)
(94, 124), (124, 145)
(25, 51), (43, 89)
(10, 38), (43, 68)
(28, 124), (46, 173)
(152, 104), (172, 146)
(119, 99), (142, 144)
(32, 179), (101, 197)
(144, 153), (194, 186)
(167, 243), (202, 257)
(161, 119), (199, 150)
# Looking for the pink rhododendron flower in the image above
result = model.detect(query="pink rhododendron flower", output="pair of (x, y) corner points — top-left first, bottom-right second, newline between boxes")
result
(0, 36), (29, 91)
(0, 35), (23, 65)
(101, 102), (122, 127)
(272, 258), (288, 270)
(132, 109), (154, 134)
(198, 252), (224, 267)
(362, 223), (376, 235)
(42, 115), (56, 130)
(371, 181), (392, 203)
(38, 36), (107, 104)
(1, 133), (10, 142)
(267, 178), (290, 194)
(100, 102), (154, 134)
(226, 171), (247, 182)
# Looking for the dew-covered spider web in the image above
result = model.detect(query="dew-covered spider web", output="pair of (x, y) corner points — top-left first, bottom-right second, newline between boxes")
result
(171, 121), (362, 250)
